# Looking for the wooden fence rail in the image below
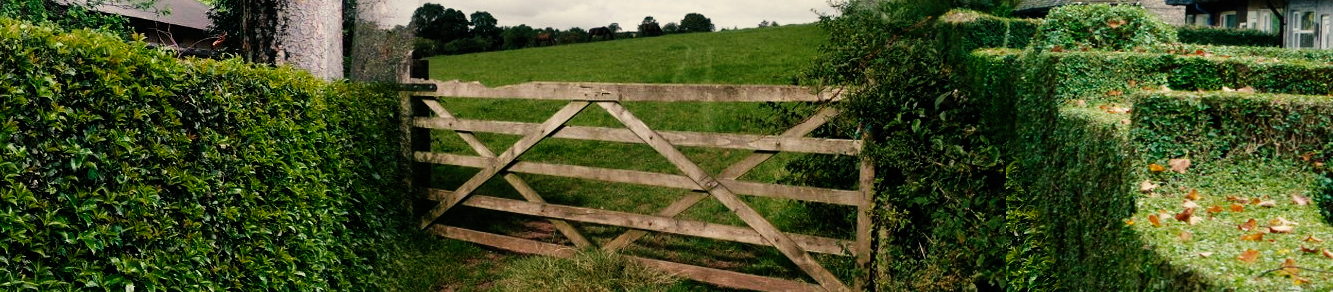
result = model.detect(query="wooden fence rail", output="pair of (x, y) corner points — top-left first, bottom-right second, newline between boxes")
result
(403, 79), (871, 292)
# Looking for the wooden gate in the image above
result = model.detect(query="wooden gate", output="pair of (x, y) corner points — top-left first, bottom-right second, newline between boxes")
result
(403, 79), (872, 292)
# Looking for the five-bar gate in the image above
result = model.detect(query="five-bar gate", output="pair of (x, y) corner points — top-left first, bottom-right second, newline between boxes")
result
(404, 79), (872, 292)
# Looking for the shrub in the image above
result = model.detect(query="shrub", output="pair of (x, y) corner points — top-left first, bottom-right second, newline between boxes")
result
(0, 18), (408, 291)
(1030, 4), (1177, 51)
(1176, 26), (1280, 47)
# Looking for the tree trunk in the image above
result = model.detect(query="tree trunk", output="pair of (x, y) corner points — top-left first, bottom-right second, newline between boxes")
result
(1267, 0), (1286, 47)
(281, 0), (343, 80)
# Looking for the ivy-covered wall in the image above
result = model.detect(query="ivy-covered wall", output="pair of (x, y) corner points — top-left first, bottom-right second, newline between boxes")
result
(0, 18), (408, 291)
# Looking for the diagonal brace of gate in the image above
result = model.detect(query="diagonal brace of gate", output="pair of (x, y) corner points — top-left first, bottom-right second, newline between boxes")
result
(598, 102), (850, 292)
(419, 101), (590, 229)
(419, 99), (594, 248)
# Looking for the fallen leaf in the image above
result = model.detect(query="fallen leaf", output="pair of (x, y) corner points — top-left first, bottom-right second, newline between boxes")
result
(1161, 85), (1172, 92)
(1169, 158), (1191, 173)
(1282, 258), (1300, 276)
(1186, 189), (1200, 201)
(1251, 198), (1263, 205)
(1271, 225), (1295, 233)
(1179, 231), (1193, 241)
(1175, 208), (1195, 222)
(1120, 119), (1130, 125)
(1306, 235), (1324, 242)
(1238, 249), (1260, 262)
(1107, 19), (1126, 28)
(1226, 196), (1245, 203)
(1294, 277), (1311, 285)
(1189, 216), (1203, 225)
(1302, 245), (1320, 253)
(1271, 217), (1299, 226)
(1128, 80), (1138, 87)
(1051, 46), (1064, 52)
(1199, 252), (1214, 258)
(1301, 152), (1315, 162)
(1230, 203), (1245, 212)
(1323, 249), (1333, 259)
(1183, 200), (1201, 210)
(1293, 194), (1312, 206)
(1125, 218), (1135, 226)
(1140, 180), (1159, 193)
(1207, 205), (1223, 214)
(1108, 89), (1123, 96)
(1148, 214), (1162, 227)
(1239, 219), (1257, 231)
(1241, 232), (1266, 241)
(1106, 106), (1130, 114)
(1222, 86), (1235, 92)
(1074, 99), (1087, 107)
(1148, 164), (1166, 172)
(1258, 200), (1277, 208)
(1237, 86), (1255, 93)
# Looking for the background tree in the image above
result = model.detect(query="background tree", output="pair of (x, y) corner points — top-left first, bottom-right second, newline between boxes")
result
(209, 0), (287, 63)
(559, 27), (587, 44)
(501, 24), (536, 50)
(2, 0), (141, 35)
(470, 11), (501, 50)
(758, 20), (770, 28)
(638, 16), (662, 37)
(608, 23), (621, 33)
(679, 13), (713, 33)
(409, 4), (447, 41)
(439, 8), (470, 43)
(662, 22), (679, 34)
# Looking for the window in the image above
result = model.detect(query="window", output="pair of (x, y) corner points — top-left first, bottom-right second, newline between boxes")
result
(1222, 11), (1239, 28)
(1194, 14), (1212, 26)
(1295, 11), (1317, 48)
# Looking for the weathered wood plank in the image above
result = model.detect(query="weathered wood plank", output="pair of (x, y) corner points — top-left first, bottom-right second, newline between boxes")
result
(598, 101), (849, 292)
(629, 256), (823, 292)
(428, 191), (850, 255)
(406, 79), (843, 102)
(855, 150), (875, 291)
(419, 101), (589, 229)
(413, 152), (860, 206)
(414, 117), (859, 155)
(606, 107), (845, 253)
(427, 225), (821, 292)
(424, 99), (594, 248)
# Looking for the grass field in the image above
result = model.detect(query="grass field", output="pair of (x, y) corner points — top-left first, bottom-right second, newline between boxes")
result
(413, 25), (843, 291)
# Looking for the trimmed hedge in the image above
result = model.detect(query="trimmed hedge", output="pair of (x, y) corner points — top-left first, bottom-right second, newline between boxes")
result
(1177, 26), (1280, 47)
(1132, 91), (1333, 165)
(0, 18), (407, 291)
(1030, 4), (1177, 51)
(940, 10), (1039, 57)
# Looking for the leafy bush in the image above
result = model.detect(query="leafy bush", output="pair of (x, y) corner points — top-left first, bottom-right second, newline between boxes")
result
(1176, 26), (1280, 47)
(1132, 92), (1333, 164)
(1030, 4), (1177, 51)
(0, 18), (409, 291)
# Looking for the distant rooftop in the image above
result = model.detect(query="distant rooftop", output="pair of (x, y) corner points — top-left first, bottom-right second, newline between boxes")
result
(1016, 0), (1145, 13)
(69, 0), (213, 30)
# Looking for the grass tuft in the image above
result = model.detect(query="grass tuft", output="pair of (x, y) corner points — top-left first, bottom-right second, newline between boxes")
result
(495, 251), (680, 292)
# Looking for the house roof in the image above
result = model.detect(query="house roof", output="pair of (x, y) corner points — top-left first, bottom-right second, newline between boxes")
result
(77, 0), (213, 30)
(1163, 0), (1225, 5)
(1016, 0), (1133, 12)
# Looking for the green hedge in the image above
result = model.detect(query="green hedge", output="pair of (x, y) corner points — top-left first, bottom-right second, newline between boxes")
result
(1030, 4), (1177, 51)
(1132, 91), (1333, 164)
(940, 10), (1039, 57)
(1176, 26), (1280, 47)
(0, 18), (407, 291)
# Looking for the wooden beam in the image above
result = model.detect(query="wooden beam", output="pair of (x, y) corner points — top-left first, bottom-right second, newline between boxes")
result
(414, 117), (860, 155)
(413, 152), (861, 206)
(427, 225), (821, 292)
(423, 99), (594, 249)
(428, 191), (850, 255)
(855, 149), (875, 291)
(599, 101), (849, 292)
(606, 107), (844, 253)
(405, 79), (843, 102)
(420, 101), (589, 229)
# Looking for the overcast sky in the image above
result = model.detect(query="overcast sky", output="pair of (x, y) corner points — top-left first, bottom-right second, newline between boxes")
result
(376, 0), (839, 31)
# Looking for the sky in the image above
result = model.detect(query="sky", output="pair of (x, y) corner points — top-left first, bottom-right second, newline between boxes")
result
(374, 0), (839, 31)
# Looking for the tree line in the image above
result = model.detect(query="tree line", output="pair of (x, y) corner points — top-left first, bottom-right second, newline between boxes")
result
(410, 3), (716, 57)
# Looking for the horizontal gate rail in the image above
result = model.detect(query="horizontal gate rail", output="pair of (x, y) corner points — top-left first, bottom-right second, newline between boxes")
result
(405, 80), (869, 292)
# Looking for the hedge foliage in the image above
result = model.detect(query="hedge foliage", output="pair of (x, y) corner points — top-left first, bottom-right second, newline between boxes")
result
(1030, 4), (1177, 51)
(1176, 26), (1281, 47)
(0, 18), (409, 291)
(1133, 92), (1333, 162)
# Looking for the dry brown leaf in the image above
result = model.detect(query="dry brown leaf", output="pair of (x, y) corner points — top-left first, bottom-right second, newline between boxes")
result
(1282, 258), (1300, 276)
(1148, 164), (1166, 172)
(1301, 152), (1315, 162)
(1179, 231), (1193, 241)
(1140, 180), (1159, 193)
(1302, 245), (1320, 253)
(1237, 86), (1256, 93)
(1051, 46), (1064, 52)
(1222, 86), (1235, 92)
(1241, 232), (1266, 241)
(1106, 106), (1131, 114)
(1199, 252), (1214, 258)
(1251, 198), (1263, 205)
(1323, 249), (1333, 259)
(1107, 19), (1126, 28)
(1169, 158), (1192, 173)
(1189, 216), (1203, 225)
(1186, 189), (1200, 201)
(1128, 80), (1138, 87)
(1271, 217), (1298, 226)
(1108, 89), (1123, 96)
(1175, 208), (1195, 222)
(1230, 203), (1245, 212)
(1306, 235), (1324, 242)
(1239, 218), (1257, 231)
(1226, 196), (1245, 202)
(1238, 249), (1260, 262)
(1074, 99), (1088, 107)
(1161, 85), (1172, 92)
(1293, 194), (1312, 206)
(1148, 214), (1162, 227)
(1258, 200), (1277, 208)
(1294, 277), (1311, 285)
(1207, 205), (1223, 214)
(1183, 200), (1201, 210)
(1271, 225), (1295, 233)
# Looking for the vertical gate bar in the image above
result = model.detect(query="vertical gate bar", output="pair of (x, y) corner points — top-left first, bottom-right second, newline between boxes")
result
(855, 142), (874, 292)
(407, 94), (435, 216)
